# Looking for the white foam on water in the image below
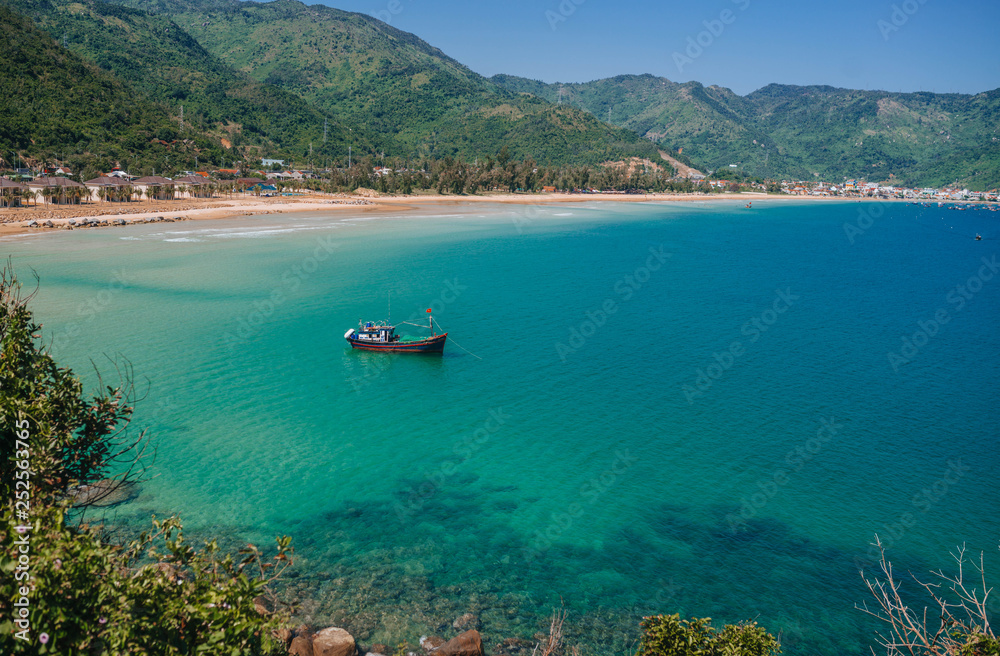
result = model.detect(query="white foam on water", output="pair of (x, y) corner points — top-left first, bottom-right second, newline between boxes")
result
(163, 237), (203, 242)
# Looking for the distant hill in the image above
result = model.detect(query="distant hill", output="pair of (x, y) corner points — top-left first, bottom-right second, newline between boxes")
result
(110, 0), (666, 166)
(0, 4), (200, 172)
(492, 73), (1000, 189)
(1, 0), (371, 167)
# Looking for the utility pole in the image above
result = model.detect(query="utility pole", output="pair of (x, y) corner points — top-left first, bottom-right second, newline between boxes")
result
(323, 118), (328, 144)
(180, 105), (184, 131)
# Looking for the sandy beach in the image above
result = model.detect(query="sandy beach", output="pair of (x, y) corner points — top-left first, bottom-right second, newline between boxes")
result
(0, 190), (847, 238)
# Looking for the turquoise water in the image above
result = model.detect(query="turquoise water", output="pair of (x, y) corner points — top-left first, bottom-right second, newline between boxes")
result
(7, 200), (999, 655)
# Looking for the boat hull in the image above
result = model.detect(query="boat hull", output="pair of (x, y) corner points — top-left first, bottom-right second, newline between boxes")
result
(347, 333), (447, 353)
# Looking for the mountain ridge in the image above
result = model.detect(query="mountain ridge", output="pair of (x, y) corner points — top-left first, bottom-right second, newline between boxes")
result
(491, 73), (1000, 188)
(2, 0), (997, 188)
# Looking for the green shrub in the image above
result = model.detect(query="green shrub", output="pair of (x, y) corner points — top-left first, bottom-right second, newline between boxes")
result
(637, 614), (780, 656)
(0, 265), (293, 653)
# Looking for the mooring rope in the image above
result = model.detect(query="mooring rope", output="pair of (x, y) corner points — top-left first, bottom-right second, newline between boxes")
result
(433, 318), (483, 360)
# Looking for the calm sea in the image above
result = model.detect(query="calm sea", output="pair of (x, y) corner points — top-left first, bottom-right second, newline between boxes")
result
(7, 200), (999, 655)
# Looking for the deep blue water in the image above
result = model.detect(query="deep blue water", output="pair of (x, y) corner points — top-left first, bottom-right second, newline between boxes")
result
(6, 199), (999, 654)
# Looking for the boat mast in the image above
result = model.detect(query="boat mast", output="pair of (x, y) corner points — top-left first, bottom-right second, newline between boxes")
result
(427, 308), (434, 336)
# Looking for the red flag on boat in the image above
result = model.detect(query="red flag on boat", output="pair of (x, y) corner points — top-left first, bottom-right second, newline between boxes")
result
(426, 309), (432, 313)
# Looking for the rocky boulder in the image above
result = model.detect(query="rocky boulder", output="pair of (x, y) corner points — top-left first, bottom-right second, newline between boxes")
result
(312, 627), (356, 656)
(289, 636), (315, 656)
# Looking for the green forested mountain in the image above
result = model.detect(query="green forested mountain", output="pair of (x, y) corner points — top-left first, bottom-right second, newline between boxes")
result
(110, 0), (665, 166)
(492, 74), (1000, 189)
(0, 4), (207, 172)
(2, 0), (996, 186)
(1, 0), (374, 167)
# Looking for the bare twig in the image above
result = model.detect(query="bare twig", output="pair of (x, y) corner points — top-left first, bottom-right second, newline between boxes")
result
(857, 536), (996, 656)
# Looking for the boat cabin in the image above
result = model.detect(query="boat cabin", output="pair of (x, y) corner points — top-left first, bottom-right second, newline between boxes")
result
(353, 321), (399, 343)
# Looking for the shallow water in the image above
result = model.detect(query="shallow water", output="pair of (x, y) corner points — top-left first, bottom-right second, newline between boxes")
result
(8, 200), (999, 654)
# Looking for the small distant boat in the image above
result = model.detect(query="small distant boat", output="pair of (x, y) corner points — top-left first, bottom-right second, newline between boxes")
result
(344, 311), (447, 353)
(976, 234), (982, 241)
(745, 202), (752, 209)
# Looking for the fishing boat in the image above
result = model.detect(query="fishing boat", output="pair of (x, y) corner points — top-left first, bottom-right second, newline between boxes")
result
(344, 310), (447, 353)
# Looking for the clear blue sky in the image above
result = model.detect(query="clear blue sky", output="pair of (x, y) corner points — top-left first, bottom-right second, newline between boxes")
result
(316, 0), (999, 96)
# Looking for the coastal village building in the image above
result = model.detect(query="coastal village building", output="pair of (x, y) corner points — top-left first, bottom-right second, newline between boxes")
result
(174, 175), (215, 198)
(133, 175), (176, 201)
(0, 178), (28, 207)
(84, 176), (132, 203)
(26, 176), (87, 205)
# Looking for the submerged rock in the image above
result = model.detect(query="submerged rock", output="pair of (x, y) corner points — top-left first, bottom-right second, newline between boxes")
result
(494, 638), (534, 656)
(420, 636), (445, 651)
(253, 595), (274, 616)
(434, 631), (483, 656)
(70, 479), (139, 507)
(452, 613), (481, 631)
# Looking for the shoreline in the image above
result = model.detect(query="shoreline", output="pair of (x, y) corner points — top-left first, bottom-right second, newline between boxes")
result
(0, 191), (924, 239)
